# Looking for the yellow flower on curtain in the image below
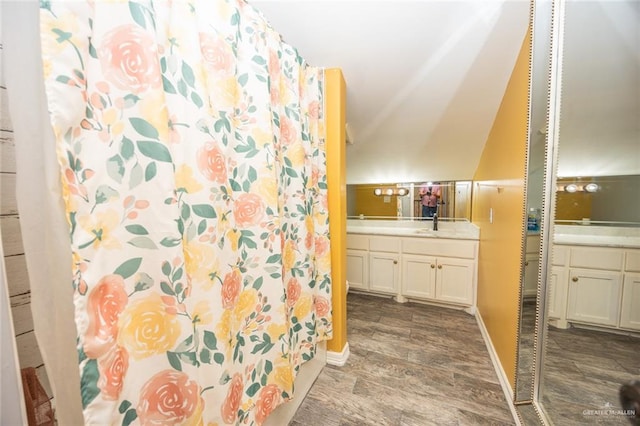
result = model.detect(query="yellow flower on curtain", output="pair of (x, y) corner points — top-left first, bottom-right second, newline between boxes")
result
(282, 240), (296, 271)
(191, 300), (213, 325)
(266, 323), (287, 342)
(175, 164), (204, 194)
(269, 364), (294, 393)
(293, 294), (312, 320)
(184, 241), (218, 286)
(118, 293), (181, 360)
(251, 175), (278, 207)
(287, 141), (306, 167)
(78, 209), (122, 250)
(233, 289), (258, 324)
(139, 92), (170, 142)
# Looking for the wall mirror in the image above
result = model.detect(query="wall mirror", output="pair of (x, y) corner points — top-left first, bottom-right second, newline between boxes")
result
(513, 0), (640, 424)
(346, 181), (472, 220)
(514, 0), (553, 412)
(536, 0), (640, 424)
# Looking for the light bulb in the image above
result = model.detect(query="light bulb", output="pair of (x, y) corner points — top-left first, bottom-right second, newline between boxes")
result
(565, 184), (578, 193)
(584, 183), (598, 193)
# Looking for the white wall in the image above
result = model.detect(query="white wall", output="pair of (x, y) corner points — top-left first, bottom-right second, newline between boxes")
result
(0, 25), (54, 417)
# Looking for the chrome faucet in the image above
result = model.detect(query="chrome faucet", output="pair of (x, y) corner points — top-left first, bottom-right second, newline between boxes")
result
(432, 213), (438, 231)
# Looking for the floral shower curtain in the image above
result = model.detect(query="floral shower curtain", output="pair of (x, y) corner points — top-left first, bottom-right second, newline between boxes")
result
(39, 0), (332, 424)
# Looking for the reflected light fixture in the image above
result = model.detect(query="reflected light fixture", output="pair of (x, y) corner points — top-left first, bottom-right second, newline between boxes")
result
(373, 187), (410, 197)
(556, 182), (599, 193)
(584, 183), (599, 193)
(564, 184), (578, 193)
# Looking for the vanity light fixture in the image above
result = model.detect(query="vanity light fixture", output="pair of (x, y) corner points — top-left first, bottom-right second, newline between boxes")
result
(373, 187), (410, 197)
(556, 182), (599, 193)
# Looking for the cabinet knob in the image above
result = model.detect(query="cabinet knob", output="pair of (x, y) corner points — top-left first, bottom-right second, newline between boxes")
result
(393, 260), (398, 264)
(438, 264), (442, 269)
(430, 264), (436, 269)
(572, 277), (578, 282)
(525, 261), (529, 266)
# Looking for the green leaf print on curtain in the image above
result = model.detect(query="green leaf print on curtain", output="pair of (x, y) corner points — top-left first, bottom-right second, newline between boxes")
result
(39, 0), (332, 424)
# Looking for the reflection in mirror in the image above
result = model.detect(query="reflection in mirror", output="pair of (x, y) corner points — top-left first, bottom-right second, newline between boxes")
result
(555, 175), (640, 225)
(514, 0), (552, 406)
(346, 181), (472, 220)
(537, 0), (640, 424)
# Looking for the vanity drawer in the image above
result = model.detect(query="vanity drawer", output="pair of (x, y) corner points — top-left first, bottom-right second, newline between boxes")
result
(552, 246), (568, 266)
(369, 236), (400, 252)
(346, 234), (369, 251)
(625, 250), (640, 272)
(569, 247), (623, 271)
(402, 238), (476, 259)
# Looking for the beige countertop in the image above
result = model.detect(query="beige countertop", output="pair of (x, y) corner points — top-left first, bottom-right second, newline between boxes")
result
(553, 225), (640, 249)
(347, 219), (480, 241)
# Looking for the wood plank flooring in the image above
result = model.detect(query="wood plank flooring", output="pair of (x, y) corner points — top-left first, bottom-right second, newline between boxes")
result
(541, 325), (640, 425)
(290, 293), (515, 425)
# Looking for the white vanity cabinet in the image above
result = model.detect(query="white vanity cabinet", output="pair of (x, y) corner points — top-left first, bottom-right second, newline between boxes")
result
(346, 234), (369, 291)
(620, 252), (640, 331)
(346, 231), (478, 309)
(368, 236), (401, 294)
(402, 237), (476, 306)
(566, 247), (623, 327)
(550, 243), (640, 332)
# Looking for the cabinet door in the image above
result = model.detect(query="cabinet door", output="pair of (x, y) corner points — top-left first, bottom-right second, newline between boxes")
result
(369, 252), (399, 294)
(566, 268), (622, 327)
(620, 273), (640, 331)
(401, 254), (436, 299)
(547, 266), (568, 320)
(523, 254), (540, 299)
(346, 249), (368, 291)
(435, 257), (474, 306)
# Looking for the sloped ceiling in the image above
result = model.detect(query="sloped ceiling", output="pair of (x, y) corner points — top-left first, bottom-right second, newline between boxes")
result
(557, 0), (640, 177)
(251, 0), (531, 184)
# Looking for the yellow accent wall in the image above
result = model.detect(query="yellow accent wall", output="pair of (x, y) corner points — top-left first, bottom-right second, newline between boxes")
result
(354, 184), (399, 217)
(325, 68), (347, 354)
(472, 28), (531, 389)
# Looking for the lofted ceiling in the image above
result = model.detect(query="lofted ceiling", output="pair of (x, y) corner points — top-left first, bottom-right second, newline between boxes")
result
(557, 0), (640, 177)
(250, 0), (531, 184)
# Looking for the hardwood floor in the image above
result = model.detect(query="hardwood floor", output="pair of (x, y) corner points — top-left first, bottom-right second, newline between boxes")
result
(290, 293), (515, 425)
(540, 325), (640, 425)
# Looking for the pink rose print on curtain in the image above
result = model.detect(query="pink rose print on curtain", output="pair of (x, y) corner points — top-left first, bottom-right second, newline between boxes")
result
(97, 345), (129, 400)
(197, 141), (228, 183)
(286, 278), (301, 307)
(199, 33), (235, 75)
(221, 269), (241, 309)
(255, 384), (282, 425)
(137, 370), (203, 426)
(220, 373), (243, 424)
(233, 193), (265, 227)
(99, 24), (161, 94)
(84, 274), (128, 359)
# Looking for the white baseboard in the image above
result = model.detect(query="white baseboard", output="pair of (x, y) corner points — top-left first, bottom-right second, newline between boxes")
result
(475, 311), (522, 426)
(326, 342), (350, 367)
